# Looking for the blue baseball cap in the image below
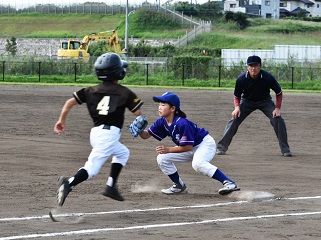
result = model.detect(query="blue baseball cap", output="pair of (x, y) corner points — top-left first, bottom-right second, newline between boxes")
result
(153, 92), (180, 110)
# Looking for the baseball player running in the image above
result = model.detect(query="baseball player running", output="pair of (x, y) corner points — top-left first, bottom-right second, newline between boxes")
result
(136, 92), (240, 195)
(216, 55), (292, 157)
(54, 52), (144, 206)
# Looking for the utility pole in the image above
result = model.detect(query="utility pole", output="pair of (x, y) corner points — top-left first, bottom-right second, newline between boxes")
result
(124, 0), (129, 56)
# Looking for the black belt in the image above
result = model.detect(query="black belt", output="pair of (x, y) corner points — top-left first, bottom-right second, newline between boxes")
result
(103, 125), (111, 130)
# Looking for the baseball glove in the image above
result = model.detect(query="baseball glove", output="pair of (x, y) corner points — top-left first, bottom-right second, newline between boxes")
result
(128, 116), (148, 138)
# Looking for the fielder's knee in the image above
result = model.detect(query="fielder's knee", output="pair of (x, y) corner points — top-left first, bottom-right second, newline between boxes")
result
(192, 161), (203, 174)
(192, 161), (216, 177)
(157, 154), (172, 170)
(157, 154), (165, 167)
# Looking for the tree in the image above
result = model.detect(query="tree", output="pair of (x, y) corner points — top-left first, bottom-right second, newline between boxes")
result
(224, 11), (249, 30)
(5, 37), (17, 56)
(88, 41), (108, 57)
(198, 1), (224, 19)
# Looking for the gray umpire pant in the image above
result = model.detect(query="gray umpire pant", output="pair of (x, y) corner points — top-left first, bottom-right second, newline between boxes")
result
(217, 97), (291, 154)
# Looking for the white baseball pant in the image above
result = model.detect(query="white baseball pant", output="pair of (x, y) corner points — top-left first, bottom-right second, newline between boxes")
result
(157, 134), (217, 177)
(82, 125), (129, 179)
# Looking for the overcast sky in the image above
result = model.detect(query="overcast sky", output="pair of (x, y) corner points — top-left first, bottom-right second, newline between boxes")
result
(0, 0), (211, 9)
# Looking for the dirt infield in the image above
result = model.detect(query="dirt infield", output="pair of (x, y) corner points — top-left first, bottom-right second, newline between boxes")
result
(1, 84), (321, 240)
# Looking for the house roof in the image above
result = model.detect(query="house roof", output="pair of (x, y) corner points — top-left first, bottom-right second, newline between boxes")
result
(291, 7), (310, 14)
(280, 8), (290, 13)
(300, 0), (314, 5)
(282, 0), (313, 4)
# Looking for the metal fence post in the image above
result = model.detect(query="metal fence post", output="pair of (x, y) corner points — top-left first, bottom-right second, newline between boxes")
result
(218, 65), (222, 87)
(182, 64), (185, 86)
(74, 63), (77, 82)
(291, 67), (294, 89)
(146, 63), (149, 85)
(2, 61), (4, 81)
(38, 62), (41, 82)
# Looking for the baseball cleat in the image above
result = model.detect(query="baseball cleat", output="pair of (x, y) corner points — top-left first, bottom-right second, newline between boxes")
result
(102, 185), (124, 201)
(57, 176), (72, 206)
(161, 183), (188, 195)
(218, 181), (240, 195)
(49, 210), (59, 222)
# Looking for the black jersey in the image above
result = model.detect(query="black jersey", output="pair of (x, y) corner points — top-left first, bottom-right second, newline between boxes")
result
(234, 70), (282, 102)
(73, 81), (143, 128)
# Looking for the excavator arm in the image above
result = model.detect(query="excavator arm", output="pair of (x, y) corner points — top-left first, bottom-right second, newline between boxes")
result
(81, 30), (122, 54)
(57, 29), (122, 61)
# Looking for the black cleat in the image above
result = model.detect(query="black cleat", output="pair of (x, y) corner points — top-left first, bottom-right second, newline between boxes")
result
(57, 176), (72, 206)
(102, 185), (124, 201)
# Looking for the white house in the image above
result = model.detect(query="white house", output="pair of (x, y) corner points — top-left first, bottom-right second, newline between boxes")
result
(224, 0), (321, 18)
(223, 1), (247, 13)
(224, 0), (280, 18)
(280, 0), (321, 17)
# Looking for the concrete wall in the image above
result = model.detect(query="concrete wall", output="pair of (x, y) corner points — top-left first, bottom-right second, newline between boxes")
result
(0, 38), (61, 57)
(0, 38), (178, 57)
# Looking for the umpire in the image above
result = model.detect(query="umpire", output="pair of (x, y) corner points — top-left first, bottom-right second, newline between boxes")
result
(216, 55), (292, 157)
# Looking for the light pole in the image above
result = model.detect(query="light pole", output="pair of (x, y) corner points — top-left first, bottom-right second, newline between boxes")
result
(124, 0), (129, 56)
(124, 0), (135, 57)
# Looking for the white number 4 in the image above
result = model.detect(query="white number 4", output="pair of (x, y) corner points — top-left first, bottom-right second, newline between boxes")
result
(97, 96), (110, 115)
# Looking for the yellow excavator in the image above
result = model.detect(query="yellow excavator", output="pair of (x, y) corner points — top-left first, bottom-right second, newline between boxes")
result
(57, 29), (122, 61)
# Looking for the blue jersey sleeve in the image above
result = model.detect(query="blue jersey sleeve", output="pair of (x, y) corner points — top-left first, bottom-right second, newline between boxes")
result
(148, 118), (168, 141)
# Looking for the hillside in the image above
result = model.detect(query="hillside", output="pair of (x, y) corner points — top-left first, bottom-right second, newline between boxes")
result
(199, 18), (321, 50)
(0, 14), (125, 38)
(1, 13), (321, 52)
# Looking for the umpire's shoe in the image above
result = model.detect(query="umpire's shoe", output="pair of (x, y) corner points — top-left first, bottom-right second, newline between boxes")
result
(102, 185), (124, 201)
(57, 176), (72, 206)
(283, 152), (293, 157)
(216, 148), (226, 155)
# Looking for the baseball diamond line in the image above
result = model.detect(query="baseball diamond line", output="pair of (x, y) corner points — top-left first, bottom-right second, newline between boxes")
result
(1, 201), (248, 222)
(1, 195), (321, 223)
(0, 196), (320, 240)
(1, 211), (321, 239)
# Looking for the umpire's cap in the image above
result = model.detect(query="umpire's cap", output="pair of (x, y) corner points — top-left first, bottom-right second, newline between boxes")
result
(153, 92), (186, 118)
(247, 55), (261, 65)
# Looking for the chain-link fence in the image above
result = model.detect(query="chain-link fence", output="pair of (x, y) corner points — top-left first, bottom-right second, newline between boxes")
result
(1, 59), (320, 89)
(0, 2), (142, 15)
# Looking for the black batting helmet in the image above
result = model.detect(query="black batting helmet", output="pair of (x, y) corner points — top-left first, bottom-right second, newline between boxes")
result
(94, 52), (128, 81)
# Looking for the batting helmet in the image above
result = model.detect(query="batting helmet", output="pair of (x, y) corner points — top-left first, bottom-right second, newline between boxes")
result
(94, 52), (128, 81)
